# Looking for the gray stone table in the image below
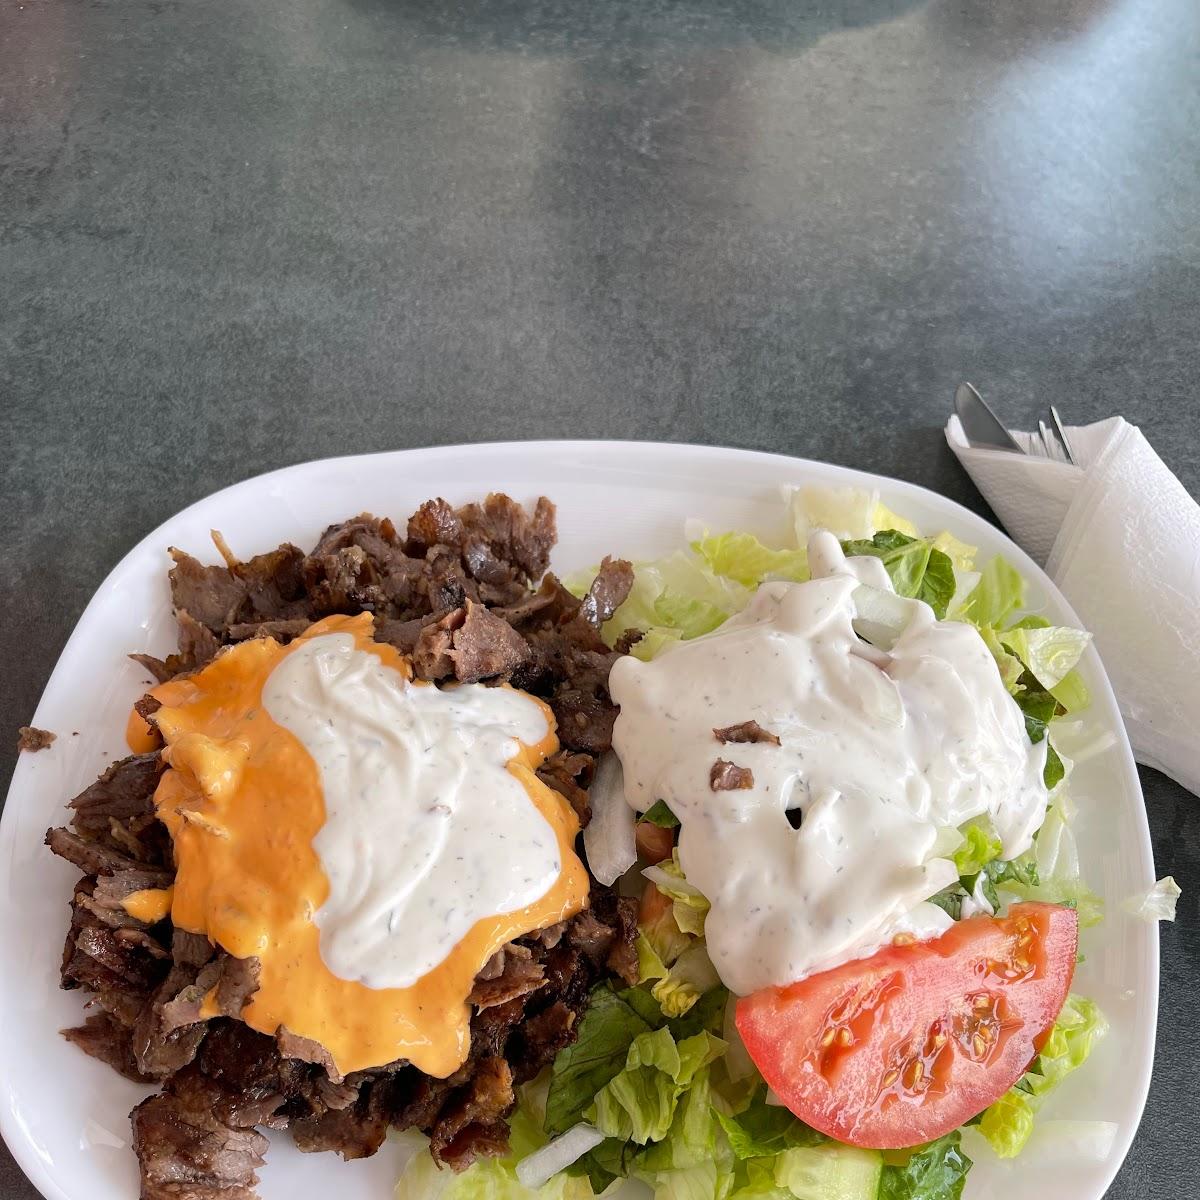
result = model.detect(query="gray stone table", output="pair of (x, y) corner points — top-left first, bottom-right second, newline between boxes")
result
(2, 0), (1197, 1196)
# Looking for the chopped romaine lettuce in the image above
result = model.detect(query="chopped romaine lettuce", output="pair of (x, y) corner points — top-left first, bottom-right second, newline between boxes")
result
(952, 823), (1002, 877)
(691, 531), (809, 588)
(931, 531), (977, 572)
(587, 1028), (726, 1143)
(645, 850), (711, 937)
(977, 626), (1025, 691)
(879, 1132), (972, 1200)
(649, 944), (721, 1019)
(545, 987), (655, 1135)
(955, 555), (1025, 628)
(716, 1089), (823, 1159)
(642, 800), (681, 828)
(606, 551), (749, 641)
(840, 531), (956, 618)
(977, 996), (1107, 1158)
(640, 893), (694, 969)
(1000, 625), (1092, 696)
(788, 485), (881, 541)
(1122, 876), (1181, 922)
(772, 1142), (882, 1200)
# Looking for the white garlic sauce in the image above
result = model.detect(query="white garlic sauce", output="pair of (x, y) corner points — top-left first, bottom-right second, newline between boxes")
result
(609, 532), (1049, 997)
(263, 633), (559, 990)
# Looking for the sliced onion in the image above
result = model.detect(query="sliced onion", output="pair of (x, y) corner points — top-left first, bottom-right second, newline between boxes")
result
(582, 753), (637, 886)
(851, 583), (918, 650)
(516, 1123), (606, 1189)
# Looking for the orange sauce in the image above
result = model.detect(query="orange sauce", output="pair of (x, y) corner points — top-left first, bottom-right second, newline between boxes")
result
(121, 886), (174, 923)
(134, 613), (589, 1078)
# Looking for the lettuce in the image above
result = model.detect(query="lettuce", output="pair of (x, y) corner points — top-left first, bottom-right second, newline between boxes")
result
(395, 1111), (591, 1200)
(977, 997), (1107, 1158)
(587, 1029), (726, 1143)
(840, 531), (956, 619)
(648, 1162), (727, 1200)
(952, 823), (1002, 877)
(879, 1133), (972, 1200)
(1000, 625), (1092, 705)
(691, 532), (809, 588)
(955, 555), (1025, 628)
(716, 1090), (823, 1159)
(650, 944), (721, 1019)
(1122, 875), (1181, 922)
(994, 798), (1104, 925)
(788, 485), (881, 541)
(605, 551), (749, 642)
(640, 895), (694, 969)
(643, 800), (681, 829)
(645, 850), (711, 937)
(931, 531), (977, 572)
(977, 626), (1024, 691)
(638, 935), (719, 1019)
(773, 1143), (882, 1199)
(545, 986), (656, 1135)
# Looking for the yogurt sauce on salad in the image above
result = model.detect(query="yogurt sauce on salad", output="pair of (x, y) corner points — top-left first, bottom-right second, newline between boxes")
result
(609, 531), (1050, 997)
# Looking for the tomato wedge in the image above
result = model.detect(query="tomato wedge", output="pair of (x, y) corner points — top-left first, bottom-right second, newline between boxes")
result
(735, 903), (1078, 1149)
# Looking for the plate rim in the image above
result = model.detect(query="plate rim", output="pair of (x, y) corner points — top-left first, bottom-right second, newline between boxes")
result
(0, 439), (1160, 1200)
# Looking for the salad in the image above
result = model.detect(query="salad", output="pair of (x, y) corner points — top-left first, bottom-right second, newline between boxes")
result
(394, 485), (1125, 1200)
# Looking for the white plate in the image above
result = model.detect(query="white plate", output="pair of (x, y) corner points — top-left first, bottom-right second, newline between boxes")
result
(0, 441), (1159, 1200)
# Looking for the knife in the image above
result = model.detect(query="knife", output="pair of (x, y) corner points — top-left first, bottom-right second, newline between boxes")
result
(954, 382), (1025, 454)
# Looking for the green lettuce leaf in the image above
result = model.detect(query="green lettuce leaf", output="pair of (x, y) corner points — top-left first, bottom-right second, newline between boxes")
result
(651, 589), (732, 639)
(715, 1090), (823, 1160)
(952, 823), (1002, 877)
(640, 893), (694, 969)
(772, 1143), (883, 1200)
(1000, 625), (1092, 696)
(650, 944), (720, 1019)
(635, 1061), (720, 1174)
(931, 531), (978, 572)
(587, 1028), (726, 1144)
(840, 531), (956, 619)
(545, 986), (655, 1135)
(956, 556), (1025, 628)
(879, 1132), (972, 1200)
(977, 996), (1108, 1158)
(1046, 668), (1090, 714)
(642, 800), (681, 829)
(691, 532), (809, 588)
(1043, 743), (1065, 790)
(648, 851), (711, 937)
(604, 551), (749, 643)
(647, 1162), (727, 1200)
(727, 1159), (794, 1200)
(977, 626), (1025, 691)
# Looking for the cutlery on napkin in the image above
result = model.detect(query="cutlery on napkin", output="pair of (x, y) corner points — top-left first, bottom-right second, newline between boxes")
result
(946, 407), (1200, 796)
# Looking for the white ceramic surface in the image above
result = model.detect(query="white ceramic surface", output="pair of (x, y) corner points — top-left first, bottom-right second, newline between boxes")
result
(0, 442), (1159, 1200)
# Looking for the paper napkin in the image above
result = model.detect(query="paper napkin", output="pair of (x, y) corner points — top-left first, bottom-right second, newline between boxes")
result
(946, 414), (1200, 796)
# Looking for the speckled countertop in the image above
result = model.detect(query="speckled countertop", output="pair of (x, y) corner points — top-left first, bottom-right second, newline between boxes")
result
(1, 0), (1197, 1196)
